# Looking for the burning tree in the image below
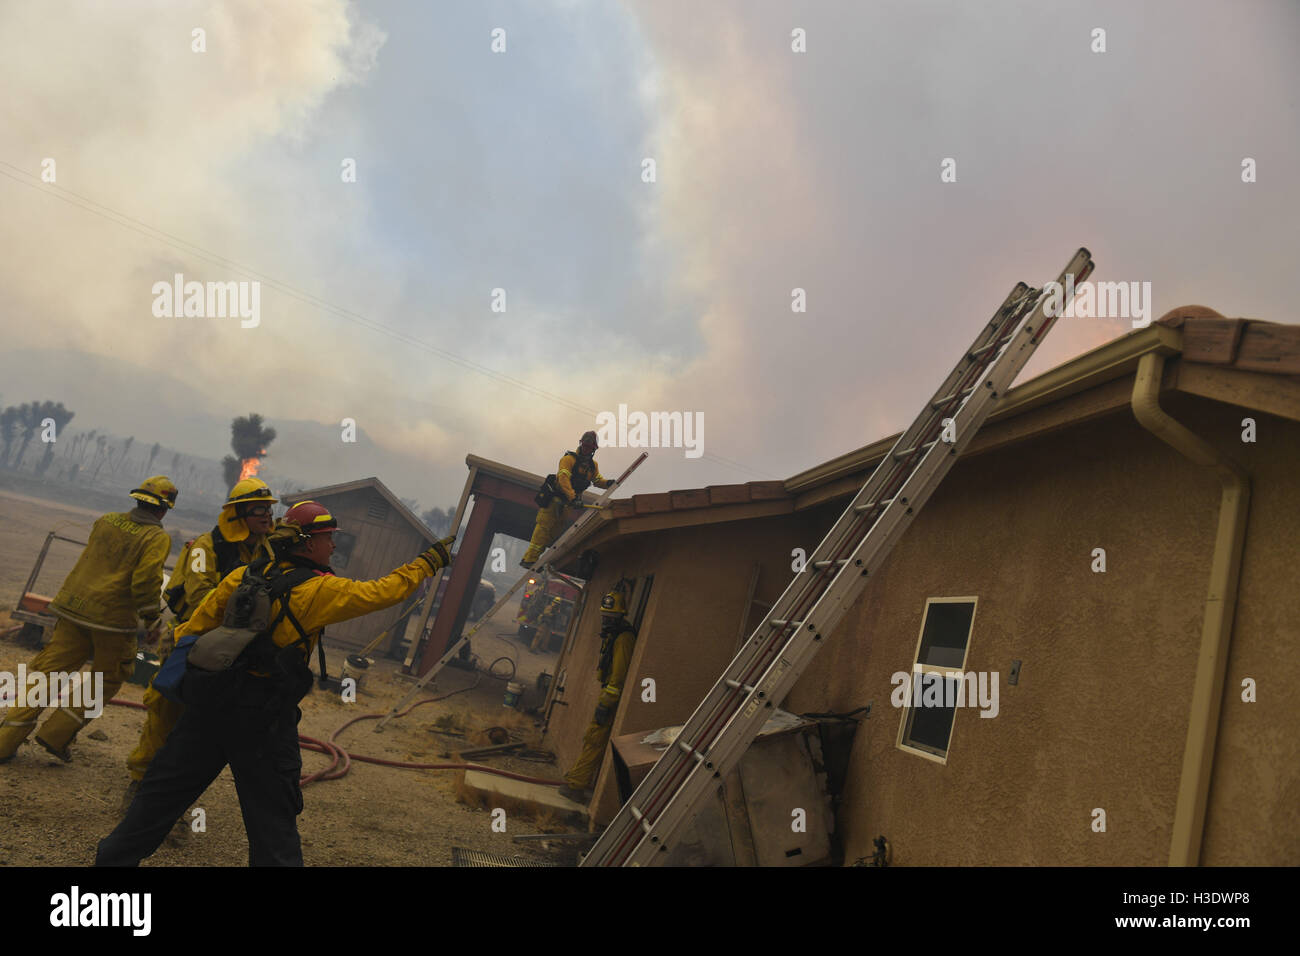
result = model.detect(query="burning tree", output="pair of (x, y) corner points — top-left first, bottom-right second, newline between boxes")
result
(221, 413), (276, 489)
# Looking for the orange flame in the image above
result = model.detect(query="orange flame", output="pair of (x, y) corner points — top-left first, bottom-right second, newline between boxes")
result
(239, 448), (266, 481)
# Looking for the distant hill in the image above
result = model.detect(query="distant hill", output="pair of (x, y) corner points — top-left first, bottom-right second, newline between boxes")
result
(0, 348), (466, 511)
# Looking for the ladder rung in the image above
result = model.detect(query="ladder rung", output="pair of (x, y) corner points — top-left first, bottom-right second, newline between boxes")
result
(968, 334), (1011, 361)
(628, 804), (653, 834)
(931, 384), (977, 409)
(768, 618), (803, 630)
(855, 496), (896, 513)
(893, 439), (937, 461)
(677, 739), (705, 762)
(724, 677), (757, 693)
(813, 558), (848, 570)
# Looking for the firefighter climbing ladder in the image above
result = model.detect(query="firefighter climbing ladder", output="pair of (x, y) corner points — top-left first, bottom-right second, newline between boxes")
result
(582, 249), (1095, 866)
(374, 451), (648, 731)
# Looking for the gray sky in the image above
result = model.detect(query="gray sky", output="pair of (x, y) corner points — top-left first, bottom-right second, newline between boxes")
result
(2, 0), (1297, 508)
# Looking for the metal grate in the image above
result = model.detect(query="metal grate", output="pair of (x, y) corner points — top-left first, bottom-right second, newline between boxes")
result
(451, 847), (562, 868)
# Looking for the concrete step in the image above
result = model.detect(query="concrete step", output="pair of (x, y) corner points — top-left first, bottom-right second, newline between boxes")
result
(463, 769), (589, 820)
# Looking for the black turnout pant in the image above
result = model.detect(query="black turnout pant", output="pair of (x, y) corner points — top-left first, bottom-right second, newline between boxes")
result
(96, 669), (305, 867)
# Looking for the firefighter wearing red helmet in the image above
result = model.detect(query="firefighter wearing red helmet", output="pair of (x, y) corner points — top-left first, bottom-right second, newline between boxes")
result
(98, 499), (457, 867)
(521, 431), (613, 568)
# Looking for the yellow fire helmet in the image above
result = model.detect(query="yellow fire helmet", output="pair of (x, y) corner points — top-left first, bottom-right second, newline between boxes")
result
(217, 477), (278, 542)
(129, 475), (179, 510)
(599, 588), (627, 617)
(552, 596), (563, 605)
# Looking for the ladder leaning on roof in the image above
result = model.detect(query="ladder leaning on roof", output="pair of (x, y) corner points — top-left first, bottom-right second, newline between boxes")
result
(581, 249), (1095, 866)
(373, 451), (648, 732)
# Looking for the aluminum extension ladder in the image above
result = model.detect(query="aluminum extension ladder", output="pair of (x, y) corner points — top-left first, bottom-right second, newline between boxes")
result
(581, 249), (1094, 866)
(373, 451), (648, 731)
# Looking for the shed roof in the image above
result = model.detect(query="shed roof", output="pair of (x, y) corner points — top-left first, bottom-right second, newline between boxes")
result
(283, 476), (437, 545)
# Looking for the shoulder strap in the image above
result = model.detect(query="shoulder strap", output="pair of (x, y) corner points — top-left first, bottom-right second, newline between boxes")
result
(267, 566), (318, 599)
(263, 563), (328, 682)
(211, 528), (244, 578)
(245, 554), (275, 580)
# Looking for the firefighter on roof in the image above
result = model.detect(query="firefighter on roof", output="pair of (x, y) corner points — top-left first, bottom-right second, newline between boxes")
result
(520, 431), (612, 568)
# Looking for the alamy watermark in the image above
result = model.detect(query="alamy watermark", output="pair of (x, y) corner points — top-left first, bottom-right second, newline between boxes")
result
(0, 667), (105, 718)
(1042, 274), (1153, 328)
(891, 666), (999, 718)
(50, 886), (151, 936)
(595, 404), (704, 459)
(151, 273), (260, 328)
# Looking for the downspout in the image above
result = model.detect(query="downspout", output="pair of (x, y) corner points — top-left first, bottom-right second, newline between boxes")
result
(1130, 352), (1250, 867)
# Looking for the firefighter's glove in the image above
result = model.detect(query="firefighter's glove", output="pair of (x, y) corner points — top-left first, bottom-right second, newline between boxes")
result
(418, 535), (457, 573)
(570, 496), (585, 510)
(593, 703), (611, 726)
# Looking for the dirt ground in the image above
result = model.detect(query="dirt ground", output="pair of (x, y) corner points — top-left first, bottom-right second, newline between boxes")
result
(0, 489), (209, 603)
(0, 491), (584, 868)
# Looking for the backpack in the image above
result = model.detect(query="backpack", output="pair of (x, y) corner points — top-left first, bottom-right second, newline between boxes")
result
(535, 474), (560, 508)
(163, 532), (242, 616)
(154, 557), (320, 704)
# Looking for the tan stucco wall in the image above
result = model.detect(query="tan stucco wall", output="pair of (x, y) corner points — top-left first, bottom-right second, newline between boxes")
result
(793, 396), (1300, 865)
(547, 385), (1299, 862)
(543, 510), (838, 824)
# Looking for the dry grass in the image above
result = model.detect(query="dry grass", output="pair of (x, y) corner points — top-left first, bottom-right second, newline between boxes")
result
(429, 712), (467, 734)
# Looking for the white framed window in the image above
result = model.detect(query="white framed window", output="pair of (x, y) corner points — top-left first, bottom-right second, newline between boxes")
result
(896, 596), (978, 764)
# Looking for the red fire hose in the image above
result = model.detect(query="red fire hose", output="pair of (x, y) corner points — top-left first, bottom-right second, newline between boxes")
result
(108, 692), (563, 788)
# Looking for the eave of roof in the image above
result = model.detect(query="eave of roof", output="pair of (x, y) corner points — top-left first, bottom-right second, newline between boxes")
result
(464, 454), (548, 492)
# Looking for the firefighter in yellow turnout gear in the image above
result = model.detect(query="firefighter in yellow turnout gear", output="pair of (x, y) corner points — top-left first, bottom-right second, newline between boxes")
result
(125, 479), (276, 787)
(559, 587), (636, 803)
(96, 501), (457, 866)
(0, 477), (177, 764)
(530, 597), (564, 654)
(521, 431), (613, 567)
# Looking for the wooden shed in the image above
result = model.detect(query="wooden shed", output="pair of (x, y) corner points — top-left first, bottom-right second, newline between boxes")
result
(282, 477), (436, 654)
